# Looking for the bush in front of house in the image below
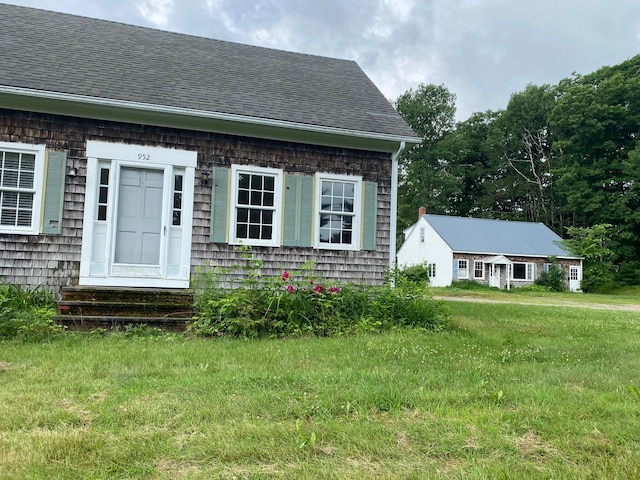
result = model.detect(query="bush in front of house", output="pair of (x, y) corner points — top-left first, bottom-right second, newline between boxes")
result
(534, 257), (566, 292)
(0, 283), (60, 339)
(189, 255), (449, 338)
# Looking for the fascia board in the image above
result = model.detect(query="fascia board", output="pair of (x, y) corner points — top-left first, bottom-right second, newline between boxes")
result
(0, 87), (421, 153)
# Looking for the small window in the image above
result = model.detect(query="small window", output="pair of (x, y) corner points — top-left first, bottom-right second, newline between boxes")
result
(457, 259), (468, 279)
(419, 227), (425, 243)
(229, 165), (282, 246)
(315, 173), (362, 250)
(172, 172), (183, 226)
(474, 261), (484, 279)
(0, 142), (45, 234)
(428, 263), (436, 278)
(97, 166), (110, 221)
(512, 262), (534, 281)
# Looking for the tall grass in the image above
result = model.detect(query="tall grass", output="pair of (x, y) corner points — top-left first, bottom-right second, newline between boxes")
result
(1, 301), (639, 478)
(0, 283), (58, 339)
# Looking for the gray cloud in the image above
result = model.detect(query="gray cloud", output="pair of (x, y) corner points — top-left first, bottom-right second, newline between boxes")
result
(4, 0), (640, 119)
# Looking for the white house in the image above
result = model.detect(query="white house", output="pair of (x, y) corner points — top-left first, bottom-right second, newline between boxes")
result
(397, 213), (583, 291)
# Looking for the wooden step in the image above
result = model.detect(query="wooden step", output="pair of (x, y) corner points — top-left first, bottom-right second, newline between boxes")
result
(52, 315), (188, 331)
(55, 286), (195, 331)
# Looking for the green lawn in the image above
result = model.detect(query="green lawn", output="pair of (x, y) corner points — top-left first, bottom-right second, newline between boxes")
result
(1, 301), (640, 478)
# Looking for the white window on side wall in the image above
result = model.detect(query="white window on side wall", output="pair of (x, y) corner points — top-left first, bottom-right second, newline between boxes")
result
(0, 142), (46, 234)
(428, 263), (436, 278)
(315, 173), (362, 250)
(229, 165), (282, 246)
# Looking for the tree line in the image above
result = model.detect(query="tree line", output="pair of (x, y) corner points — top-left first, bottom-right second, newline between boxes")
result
(395, 54), (640, 286)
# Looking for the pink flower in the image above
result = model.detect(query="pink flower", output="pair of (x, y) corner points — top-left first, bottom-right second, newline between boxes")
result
(328, 286), (341, 294)
(286, 284), (295, 292)
(313, 284), (324, 293)
(282, 271), (290, 281)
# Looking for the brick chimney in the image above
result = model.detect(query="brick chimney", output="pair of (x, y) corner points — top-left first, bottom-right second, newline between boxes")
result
(418, 206), (427, 218)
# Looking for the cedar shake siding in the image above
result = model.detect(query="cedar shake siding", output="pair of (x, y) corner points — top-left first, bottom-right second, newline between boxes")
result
(0, 109), (392, 293)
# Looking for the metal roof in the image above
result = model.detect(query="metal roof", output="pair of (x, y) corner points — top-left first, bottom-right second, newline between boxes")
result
(0, 4), (418, 144)
(424, 214), (576, 258)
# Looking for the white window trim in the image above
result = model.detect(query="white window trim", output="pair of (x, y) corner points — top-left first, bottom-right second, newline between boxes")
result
(228, 164), (283, 247)
(457, 259), (469, 279)
(511, 262), (535, 281)
(473, 260), (484, 280)
(0, 142), (46, 235)
(314, 172), (362, 251)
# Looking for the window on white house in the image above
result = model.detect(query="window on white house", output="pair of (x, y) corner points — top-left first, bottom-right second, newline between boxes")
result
(457, 259), (469, 278)
(512, 262), (534, 281)
(97, 165), (110, 221)
(172, 172), (184, 226)
(474, 261), (484, 279)
(428, 263), (436, 278)
(419, 227), (425, 243)
(0, 142), (45, 234)
(315, 174), (361, 250)
(229, 165), (282, 246)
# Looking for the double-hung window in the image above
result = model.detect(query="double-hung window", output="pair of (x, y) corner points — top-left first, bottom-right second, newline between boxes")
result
(457, 259), (469, 279)
(315, 174), (362, 250)
(474, 261), (484, 279)
(0, 142), (45, 234)
(229, 165), (282, 246)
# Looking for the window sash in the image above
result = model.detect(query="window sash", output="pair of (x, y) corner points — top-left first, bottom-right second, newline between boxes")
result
(473, 261), (484, 279)
(315, 174), (361, 250)
(229, 165), (281, 246)
(457, 259), (469, 278)
(0, 143), (45, 234)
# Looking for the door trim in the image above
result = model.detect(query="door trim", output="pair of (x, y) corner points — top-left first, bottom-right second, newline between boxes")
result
(79, 141), (197, 288)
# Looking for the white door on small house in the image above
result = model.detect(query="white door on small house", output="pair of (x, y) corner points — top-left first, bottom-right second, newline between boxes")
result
(569, 266), (581, 292)
(80, 142), (196, 288)
(490, 264), (501, 288)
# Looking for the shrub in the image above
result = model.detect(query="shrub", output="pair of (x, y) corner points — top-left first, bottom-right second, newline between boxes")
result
(189, 250), (449, 338)
(535, 257), (566, 292)
(397, 263), (431, 285)
(0, 283), (60, 339)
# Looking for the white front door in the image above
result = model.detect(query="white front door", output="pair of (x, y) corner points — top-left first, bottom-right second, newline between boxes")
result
(569, 266), (582, 292)
(80, 142), (197, 288)
(490, 264), (501, 288)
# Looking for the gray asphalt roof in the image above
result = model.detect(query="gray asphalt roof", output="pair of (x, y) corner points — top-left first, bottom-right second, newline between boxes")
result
(424, 215), (575, 257)
(0, 4), (418, 140)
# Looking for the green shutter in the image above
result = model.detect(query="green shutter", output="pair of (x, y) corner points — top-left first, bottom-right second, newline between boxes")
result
(210, 167), (230, 243)
(361, 181), (377, 251)
(283, 174), (314, 247)
(41, 151), (66, 235)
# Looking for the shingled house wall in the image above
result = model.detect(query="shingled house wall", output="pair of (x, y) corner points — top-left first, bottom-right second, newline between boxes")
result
(0, 109), (392, 294)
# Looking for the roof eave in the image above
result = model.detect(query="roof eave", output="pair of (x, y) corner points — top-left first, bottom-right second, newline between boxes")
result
(0, 86), (421, 153)
(451, 250), (582, 260)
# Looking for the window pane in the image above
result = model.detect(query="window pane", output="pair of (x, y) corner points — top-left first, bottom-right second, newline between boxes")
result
(263, 176), (274, 191)
(172, 210), (181, 226)
(237, 208), (248, 223)
(17, 210), (32, 226)
(263, 191), (274, 207)
(249, 208), (260, 223)
(262, 225), (272, 239)
(321, 181), (331, 196)
(263, 209), (273, 225)
(333, 182), (343, 197)
(18, 193), (33, 208)
(237, 190), (249, 205)
(249, 224), (260, 239)
(173, 192), (182, 209)
(2, 169), (18, 188)
(19, 170), (34, 189)
(3, 192), (17, 208)
(98, 205), (107, 221)
(174, 175), (183, 192)
(343, 199), (354, 213)
(250, 190), (262, 205)
(99, 186), (108, 204)
(250, 174), (262, 190)
(344, 183), (354, 198)
(238, 174), (249, 189)
(513, 263), (526, 279)
(100, 168), (110, 185)
(236, 224), (247, 238)
(1, 209), (16, 225)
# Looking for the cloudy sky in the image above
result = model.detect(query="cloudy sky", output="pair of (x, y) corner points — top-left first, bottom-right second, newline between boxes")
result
(4, 0), (640, 120)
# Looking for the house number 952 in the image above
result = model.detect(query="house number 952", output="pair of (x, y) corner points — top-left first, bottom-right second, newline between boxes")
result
(138, 153), (151, 161)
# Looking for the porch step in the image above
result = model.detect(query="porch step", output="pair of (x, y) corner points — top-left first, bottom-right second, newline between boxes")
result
(54, 286), (194, 331)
